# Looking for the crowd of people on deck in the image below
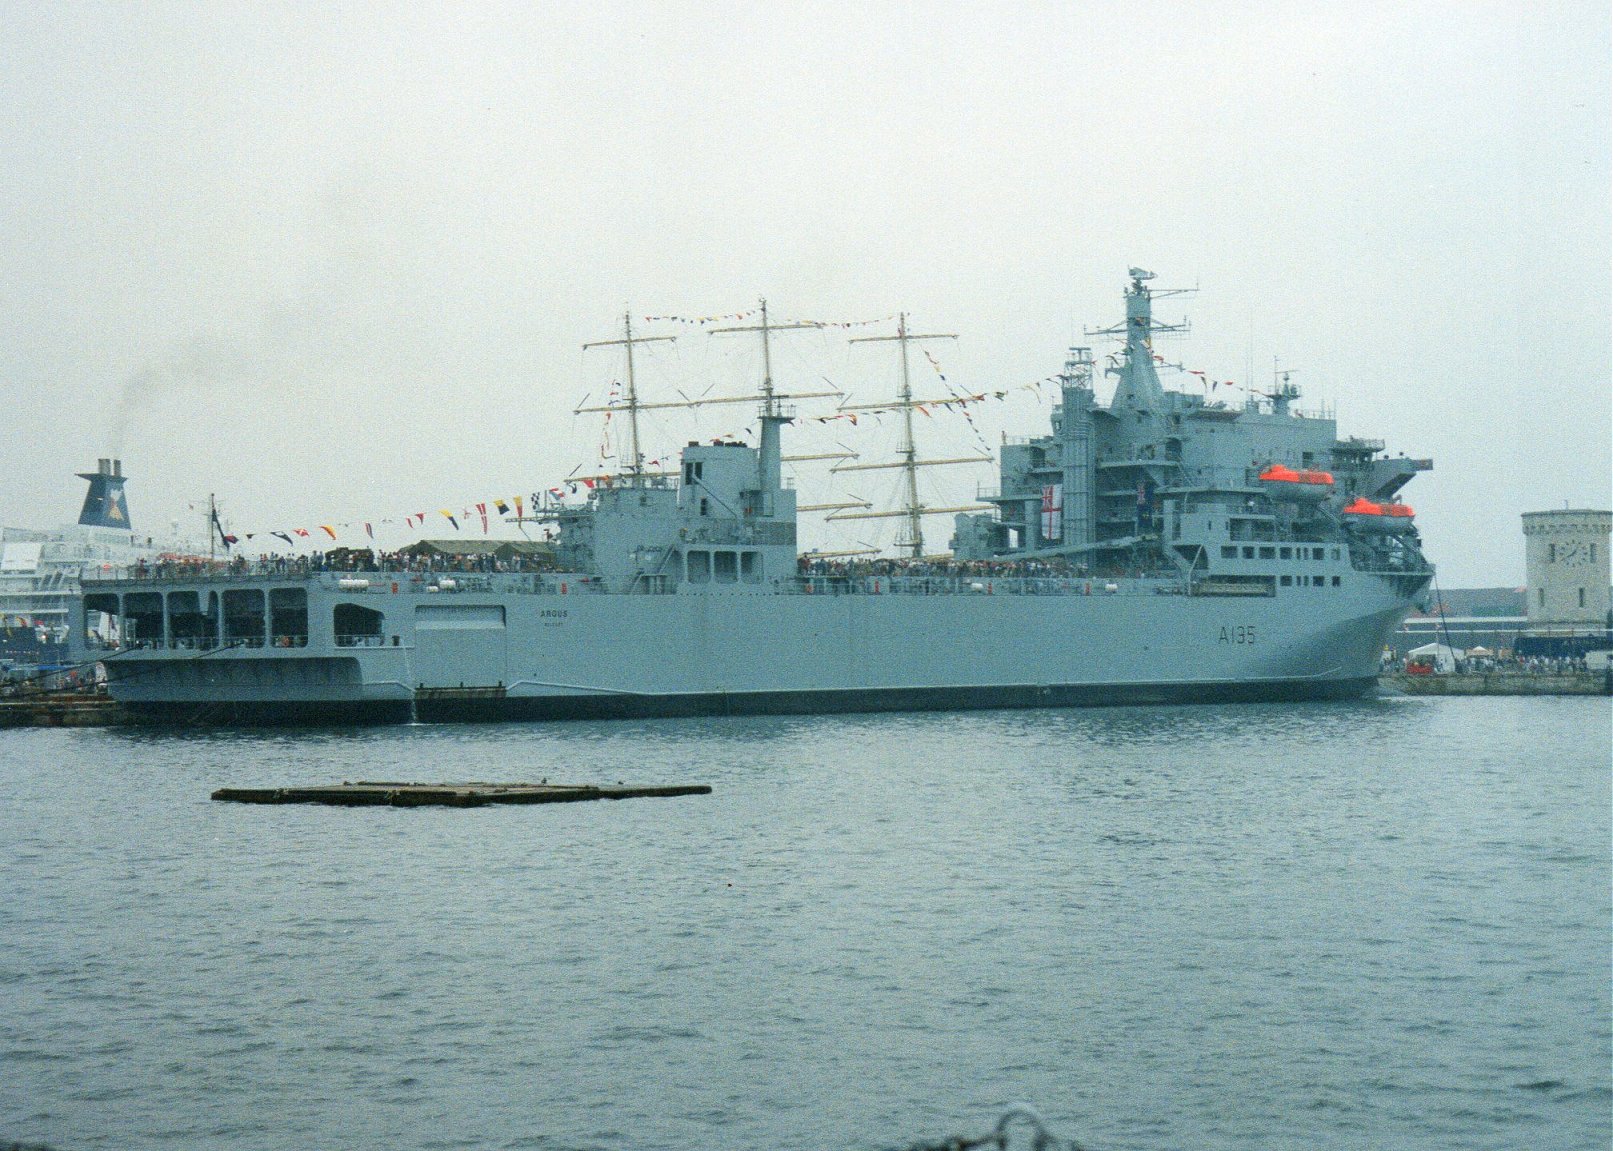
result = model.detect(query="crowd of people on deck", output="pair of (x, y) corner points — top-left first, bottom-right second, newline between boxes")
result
(126, 549), (557, 580)
(121, 550), (1161, 583)
(794, 555), (1161, 581)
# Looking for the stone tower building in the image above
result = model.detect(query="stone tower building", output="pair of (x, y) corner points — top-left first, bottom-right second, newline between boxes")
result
(1522, 509), (1612, 628)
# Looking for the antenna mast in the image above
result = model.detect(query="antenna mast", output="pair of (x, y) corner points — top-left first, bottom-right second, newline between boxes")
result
(582, 312), (676, 484)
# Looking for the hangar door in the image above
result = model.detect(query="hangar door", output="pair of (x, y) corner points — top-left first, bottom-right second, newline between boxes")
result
(413, 604), (507, 688)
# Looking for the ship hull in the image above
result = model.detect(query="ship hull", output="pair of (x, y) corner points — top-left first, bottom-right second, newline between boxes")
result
(111, 675), (1381, 726)
(92, 571), (1417, 726)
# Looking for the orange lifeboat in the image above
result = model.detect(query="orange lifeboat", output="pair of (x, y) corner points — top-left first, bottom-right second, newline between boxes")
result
(1344, 496), (1416, 533)
(1259, 464), (1335, 501)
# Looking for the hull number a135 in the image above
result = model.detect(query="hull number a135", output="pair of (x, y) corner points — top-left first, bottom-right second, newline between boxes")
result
(1219, 624), (1257, 645)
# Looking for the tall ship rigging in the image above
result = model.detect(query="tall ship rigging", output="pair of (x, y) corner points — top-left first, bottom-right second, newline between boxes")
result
(77, 270), (1435, 724)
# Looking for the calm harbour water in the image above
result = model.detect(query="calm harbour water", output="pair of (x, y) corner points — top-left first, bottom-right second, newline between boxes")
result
(1, 695), (1608, 1151)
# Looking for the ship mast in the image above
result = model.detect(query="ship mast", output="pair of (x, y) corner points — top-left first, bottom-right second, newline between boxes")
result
(1086, 268), (1192, 414)
(582, 312), (676, 485)
(709, 298), (829, 492)
(841, 313), (986, 558)
(576, 303), (839, 483)
(709, 297), (825, 415)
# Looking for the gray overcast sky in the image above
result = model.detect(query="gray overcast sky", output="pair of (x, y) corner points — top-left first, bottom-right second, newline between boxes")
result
(2, 1), (1607, 586)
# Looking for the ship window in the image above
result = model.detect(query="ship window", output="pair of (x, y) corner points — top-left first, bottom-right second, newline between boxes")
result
(333, 603), (383, 646)
(1592, 543), (1598, 562)
(700, 498), (710, 516)
(1312, 576), (1325, 587)
(1579, 588), (1586, 608)
(1280, 547), (1292, 559)
(1549, 543), (1556, 562)
(714, 550), (738, 584)
(270, 587), (308, 648)
(125, 591), (165, 649)
(223, 589), (266, 647)
(1331, 548), (1341, 561)
(687, 550), (710, 584)
(1259, 547), (1275, 560)
(1332, 576), (1341, 587)
(1314, 547), (1326, 561)
(1280, 575), (1293, 587)
(1221, 546), (1237, 559)
(1243, 547), (1255, 559)
(1539, 588), (1545, 608)
(741, 550), (760, 583)
(167, 590), (215, 649)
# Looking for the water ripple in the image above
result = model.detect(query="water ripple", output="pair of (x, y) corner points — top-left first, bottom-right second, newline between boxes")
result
(0, 698), (1607, 1150)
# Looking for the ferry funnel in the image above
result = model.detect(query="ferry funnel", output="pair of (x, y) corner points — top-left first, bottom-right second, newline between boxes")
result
(76, 458), (131, 528)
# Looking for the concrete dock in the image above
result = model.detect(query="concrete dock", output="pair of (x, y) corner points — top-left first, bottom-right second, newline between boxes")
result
(1382, 671), (1610, 696)
(211, 780), (713, 807)
(0, 693), (127, 727)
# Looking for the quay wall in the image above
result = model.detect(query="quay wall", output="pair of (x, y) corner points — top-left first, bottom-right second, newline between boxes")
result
(1382, 671), (1609, 696)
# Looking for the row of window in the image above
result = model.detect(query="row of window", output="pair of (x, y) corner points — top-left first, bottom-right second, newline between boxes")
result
(1221, 545), (1342, 562)
(1280, 575), (1342, 588)
(85, 587), (387, 648)
(685, 549), (763, 585)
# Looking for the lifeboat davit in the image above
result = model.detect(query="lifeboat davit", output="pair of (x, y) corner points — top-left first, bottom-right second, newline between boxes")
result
(1259, 464), (1335, 501)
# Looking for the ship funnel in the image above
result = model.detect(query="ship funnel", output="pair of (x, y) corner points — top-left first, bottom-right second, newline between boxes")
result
(76, 458), (131, 528)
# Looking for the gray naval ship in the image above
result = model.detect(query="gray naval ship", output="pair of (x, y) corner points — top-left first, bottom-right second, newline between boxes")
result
(77, 270), (1434, 724)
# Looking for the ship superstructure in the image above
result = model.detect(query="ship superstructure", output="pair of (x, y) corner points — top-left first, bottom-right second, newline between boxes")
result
(1, 460), (197, 677)
(77, 273), (1435, 724)
(952, 269), (1431, 593)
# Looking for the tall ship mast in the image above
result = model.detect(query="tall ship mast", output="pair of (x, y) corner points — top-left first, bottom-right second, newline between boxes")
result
(77, 271), (1435, 725)
(829, 314), (991, 558)
(580, 311), (675, 484)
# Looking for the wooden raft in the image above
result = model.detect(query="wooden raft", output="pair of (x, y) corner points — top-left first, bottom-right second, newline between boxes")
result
(211, 780), (712, 808)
